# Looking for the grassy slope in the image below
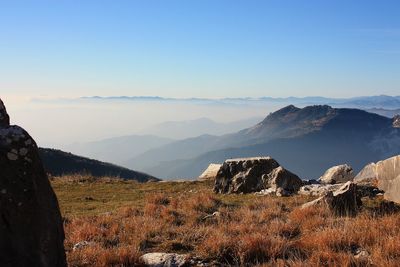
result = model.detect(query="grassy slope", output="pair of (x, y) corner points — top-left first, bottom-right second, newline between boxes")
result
(53, 176), (400, 267)
(51, 175), (258, 217)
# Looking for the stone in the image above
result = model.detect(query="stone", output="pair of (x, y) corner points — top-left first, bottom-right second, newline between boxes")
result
(301, 182), (361, 216)
(354, 249), (370, 260)
(255, 188), (276, 196)
(354, 155), (400, 203)
(353, 247), (371, 263)
(393, 115), (400, 128)
(0, 99), (10, 127)
(356, 184), (384, 198)
(198, 163), (222, 181)
(318, 164), (354, 184)
(140, 253), (189, 267)
(0, 98), (66, 266)
(354, 162), (377, 185)
(73, 241), (96, 251)
(298, 183), (343, 197)
(325, 181), (361, 216)
(202, 211), (221, 221)
(276, 187), (291, 197)
(301, 195), (325, 209)
(213, 157), (302, 194)
(265, 166), (303, 192)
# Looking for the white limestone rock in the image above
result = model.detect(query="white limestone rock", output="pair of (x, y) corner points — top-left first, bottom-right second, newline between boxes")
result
(140, 253), (189, 267)
(319, 164), (354, 184)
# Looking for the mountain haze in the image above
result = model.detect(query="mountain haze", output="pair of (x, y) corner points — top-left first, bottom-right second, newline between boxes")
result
(64, 135), (174, 166)
(129, 105), (400, 180)
(366, 108), (400, 118)
(75, 95), (400, 109)
(73, 95), (400, 109)
(138, 117), (262, 139)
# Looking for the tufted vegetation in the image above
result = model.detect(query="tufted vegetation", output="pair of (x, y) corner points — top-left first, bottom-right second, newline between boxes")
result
(53, 175), (400, 267)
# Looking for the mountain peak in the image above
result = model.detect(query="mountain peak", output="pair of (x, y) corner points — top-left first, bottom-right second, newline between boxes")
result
(262, 105), (336, 125)
(243, 105), (338, 141)
(268, 105), (301, 117)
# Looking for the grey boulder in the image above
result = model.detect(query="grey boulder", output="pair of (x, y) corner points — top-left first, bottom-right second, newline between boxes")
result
(318, 164), (354, 184)
(302, 182), (361, 216)
(298, 183), (344, 197)
(213, 157), (302, 194)
(140, 253), (189, 267)
(198, 163), (222, 181)
(354, 155), (400, 203)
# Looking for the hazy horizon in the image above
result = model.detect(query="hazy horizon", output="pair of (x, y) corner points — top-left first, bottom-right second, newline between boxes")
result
(1, 0), (400, 149)
(2, 94), (399, 149)
(5, 95), (283, 147)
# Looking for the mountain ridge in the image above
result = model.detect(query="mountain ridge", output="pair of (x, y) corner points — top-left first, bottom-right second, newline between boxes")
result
(129, 105), (400, 179)
(39, 148), (159, 182)
(33, 95), (400, 109)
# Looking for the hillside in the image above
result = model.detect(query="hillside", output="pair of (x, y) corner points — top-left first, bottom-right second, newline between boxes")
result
(129, 105), (400, 179)
(39, 148), (158, 182)
(63, 117), (261, 168)
(53, 175), (400, 266)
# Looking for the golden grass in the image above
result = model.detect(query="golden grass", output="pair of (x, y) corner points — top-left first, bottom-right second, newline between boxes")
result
(52, 175), (400, 267)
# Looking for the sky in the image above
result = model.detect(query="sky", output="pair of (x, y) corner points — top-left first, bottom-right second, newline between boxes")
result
(1, 0), (399, 100)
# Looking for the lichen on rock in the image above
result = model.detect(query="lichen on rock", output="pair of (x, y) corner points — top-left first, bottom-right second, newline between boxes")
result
(0, 98), (67, 266)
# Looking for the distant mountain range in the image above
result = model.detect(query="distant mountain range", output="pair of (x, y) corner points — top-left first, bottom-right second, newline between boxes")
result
(37, 95), (400, 181)
(126, 105), (400, 180)
(61, 117), (262, 166)
(38, 148), (158, 182)
(35, 95), (400, 109)
(138, 117), (263, 140)
(366, 108), (400, 118)
(80, 95), (400, 109)
(64, 135), (174, 166)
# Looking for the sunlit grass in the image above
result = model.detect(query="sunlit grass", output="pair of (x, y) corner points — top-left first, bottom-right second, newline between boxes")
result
(52, 175), (400, 267)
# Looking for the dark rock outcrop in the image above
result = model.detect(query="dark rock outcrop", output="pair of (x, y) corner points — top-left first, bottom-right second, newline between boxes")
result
(0, 99), (67, 267)
(213, 157), (302, 194)
(302, 182), (362, 216)
(324, 182), (362, 216)
(0, 100), (10, 126)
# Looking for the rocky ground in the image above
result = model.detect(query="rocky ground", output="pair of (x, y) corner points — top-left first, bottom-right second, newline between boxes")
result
(3, 97), (400, 267)
(53, 175), (400, 267)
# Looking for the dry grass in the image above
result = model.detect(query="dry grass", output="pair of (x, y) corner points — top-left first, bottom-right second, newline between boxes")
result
(52, 175), (400, 266)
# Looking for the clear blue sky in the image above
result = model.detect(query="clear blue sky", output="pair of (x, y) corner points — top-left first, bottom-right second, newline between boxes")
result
(1, 0), (399, 98)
